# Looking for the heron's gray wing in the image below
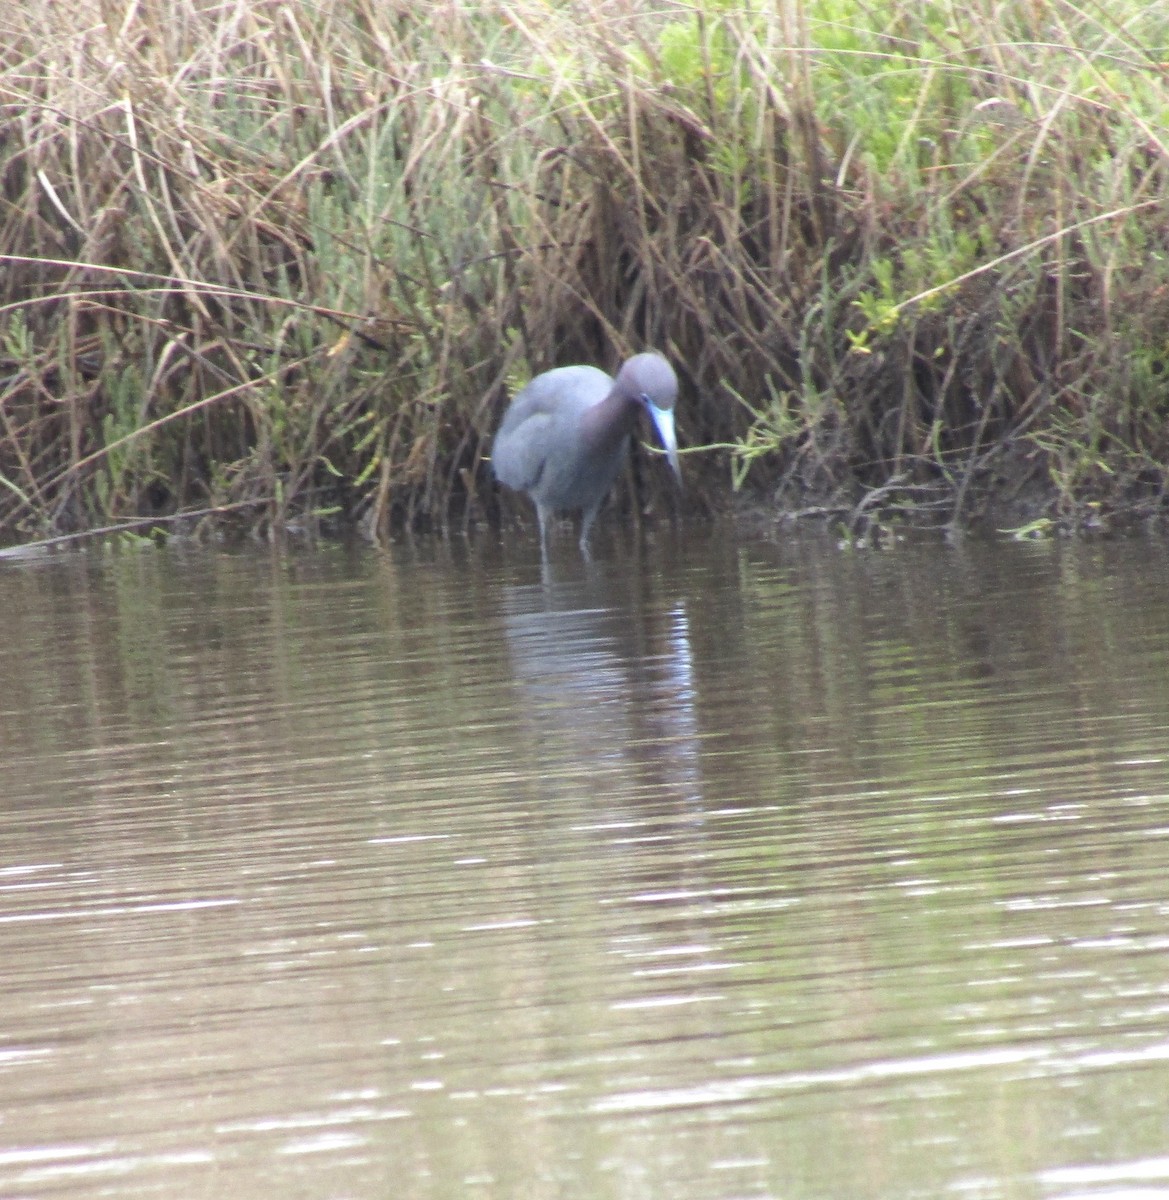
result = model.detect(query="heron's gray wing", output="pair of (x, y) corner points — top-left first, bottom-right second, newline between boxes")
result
(492, 366), (611, 491)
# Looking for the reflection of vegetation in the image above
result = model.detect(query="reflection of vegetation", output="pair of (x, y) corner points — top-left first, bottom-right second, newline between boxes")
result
(1, 0), (1168, 543)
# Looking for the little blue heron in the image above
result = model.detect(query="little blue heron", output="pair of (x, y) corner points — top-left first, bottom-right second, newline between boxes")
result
(492, 351), (681, 553)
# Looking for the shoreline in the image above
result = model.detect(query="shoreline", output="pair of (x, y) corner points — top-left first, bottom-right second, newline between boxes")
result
(3, 0), (1167, 548)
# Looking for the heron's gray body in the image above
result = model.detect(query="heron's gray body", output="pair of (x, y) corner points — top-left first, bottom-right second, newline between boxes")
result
(492, 354), (680, 553)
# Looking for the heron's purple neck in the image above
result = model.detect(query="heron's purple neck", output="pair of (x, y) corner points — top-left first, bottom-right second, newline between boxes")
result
(578, 386), (639, 457)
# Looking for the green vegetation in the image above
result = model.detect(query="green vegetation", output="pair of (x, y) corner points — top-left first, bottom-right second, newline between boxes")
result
(1, 0), (1167, 544)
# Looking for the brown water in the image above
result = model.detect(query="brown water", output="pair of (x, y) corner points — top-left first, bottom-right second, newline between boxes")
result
(1, 526), (1168, 1200)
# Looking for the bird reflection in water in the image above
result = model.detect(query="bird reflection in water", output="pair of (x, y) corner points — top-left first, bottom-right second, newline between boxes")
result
(500, 569), (702, 817)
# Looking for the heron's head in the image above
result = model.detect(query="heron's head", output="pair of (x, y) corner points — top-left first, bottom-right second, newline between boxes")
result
(617, 352), (680, 479)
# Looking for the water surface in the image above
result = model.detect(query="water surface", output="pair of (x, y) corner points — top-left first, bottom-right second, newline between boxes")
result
(2, 527), (1168, 1199)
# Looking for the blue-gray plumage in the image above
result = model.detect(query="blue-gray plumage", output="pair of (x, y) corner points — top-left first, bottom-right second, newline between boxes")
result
(492, 352), (681, 552)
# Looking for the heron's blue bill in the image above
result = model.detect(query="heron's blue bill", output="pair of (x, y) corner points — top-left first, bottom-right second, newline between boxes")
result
(647, 404), (680, 479)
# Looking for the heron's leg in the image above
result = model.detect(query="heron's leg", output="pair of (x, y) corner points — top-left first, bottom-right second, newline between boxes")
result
(537, 505), (551, 558)
(578, 505), (599, 557)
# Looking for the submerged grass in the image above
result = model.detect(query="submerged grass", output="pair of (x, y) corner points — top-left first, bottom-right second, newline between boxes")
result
(1, 0), (1168, 543)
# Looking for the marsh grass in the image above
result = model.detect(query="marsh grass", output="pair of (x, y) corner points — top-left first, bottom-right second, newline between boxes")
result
(1, 0), (1168, 543)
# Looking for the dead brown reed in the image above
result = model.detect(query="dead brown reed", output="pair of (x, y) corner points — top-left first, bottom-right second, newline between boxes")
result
(1, 0), (1168, 545)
